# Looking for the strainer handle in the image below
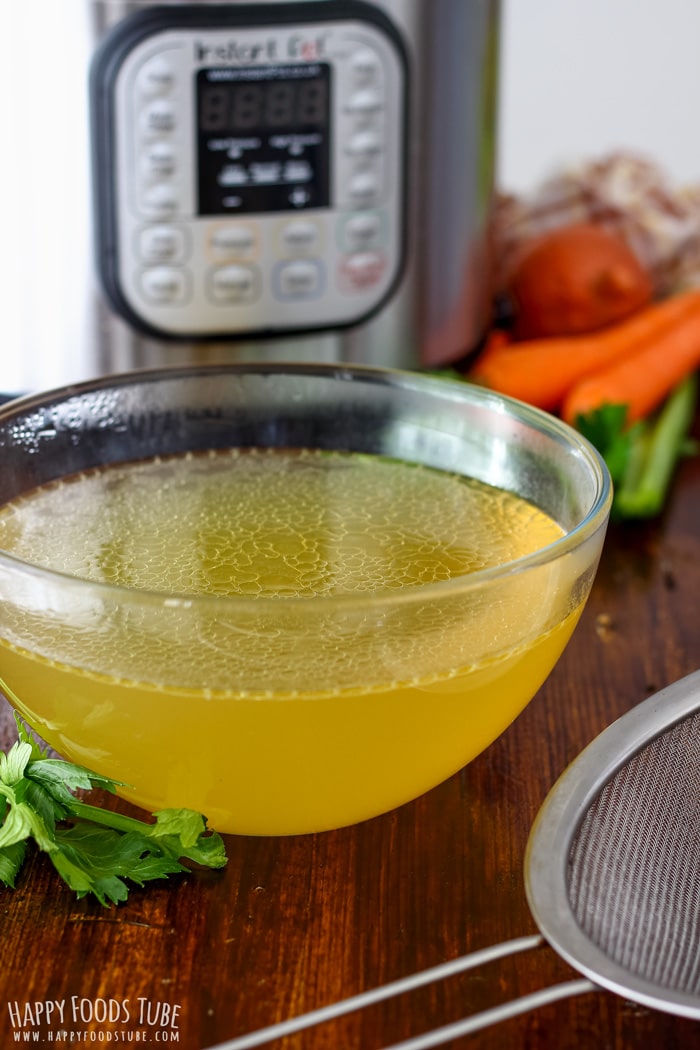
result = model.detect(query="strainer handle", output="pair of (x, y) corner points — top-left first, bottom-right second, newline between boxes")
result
(205, 934), (585, 1049)
(378, 979), (596, 1049)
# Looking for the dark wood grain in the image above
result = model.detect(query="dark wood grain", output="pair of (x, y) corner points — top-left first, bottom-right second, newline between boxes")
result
(1, 451), (699, 1050)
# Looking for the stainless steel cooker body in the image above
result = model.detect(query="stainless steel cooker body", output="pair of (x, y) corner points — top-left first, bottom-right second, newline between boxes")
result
(90, 0), (500, 373)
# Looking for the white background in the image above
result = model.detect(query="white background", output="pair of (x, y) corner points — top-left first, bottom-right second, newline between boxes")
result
(498, 0), (700, 193)
(1, 0), (700, 392)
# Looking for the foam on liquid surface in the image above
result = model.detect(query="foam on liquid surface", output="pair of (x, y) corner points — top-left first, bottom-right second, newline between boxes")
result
(0, 449), (564, 597)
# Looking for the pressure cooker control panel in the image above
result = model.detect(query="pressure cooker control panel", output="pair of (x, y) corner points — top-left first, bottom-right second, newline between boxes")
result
(91, 2), (408, 340)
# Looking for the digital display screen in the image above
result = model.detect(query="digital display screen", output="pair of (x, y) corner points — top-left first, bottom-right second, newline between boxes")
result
(197, 64), (331, 215)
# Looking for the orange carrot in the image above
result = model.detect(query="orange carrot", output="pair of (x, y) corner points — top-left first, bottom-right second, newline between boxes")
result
(562, 296), (700, 425)
(471, 326), (512, 367)
(482, 327), (512, 353)
(470, 288), (700, 412)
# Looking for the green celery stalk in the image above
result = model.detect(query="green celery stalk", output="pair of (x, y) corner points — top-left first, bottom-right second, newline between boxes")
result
(614, 373), (698, 519)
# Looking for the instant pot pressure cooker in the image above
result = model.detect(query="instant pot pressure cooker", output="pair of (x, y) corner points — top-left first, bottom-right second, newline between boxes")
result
(90, 0), (500, 371)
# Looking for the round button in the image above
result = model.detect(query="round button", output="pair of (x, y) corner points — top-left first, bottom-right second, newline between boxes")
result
(137, 57), (176, 97)
(348, 171), (380, 204)
(351, 48), (381, 83)
(210, 225), (256, 259)
(343, 212), (382, 251)
(339, 252), (387, 293)
(209, 265), (258, 303)
(141, 100), (177, 136)
(275, 260), (324, 300)
(346, 130), (381, 157)
(138, 226), (187, 264)
(141, 267), (188, 303)
(142, 141), (177, 179)
(346, 88), (382, 115)
(281, 220), (319, 253)
(141, 183), (180, 219)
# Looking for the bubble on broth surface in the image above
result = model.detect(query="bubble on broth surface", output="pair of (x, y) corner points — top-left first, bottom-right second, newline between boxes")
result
(0, 448), (563, 598)
(0, 449), (567, 694)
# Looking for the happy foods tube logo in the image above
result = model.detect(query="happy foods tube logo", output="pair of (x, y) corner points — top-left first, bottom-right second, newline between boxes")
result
(7, 996), (182, 1042)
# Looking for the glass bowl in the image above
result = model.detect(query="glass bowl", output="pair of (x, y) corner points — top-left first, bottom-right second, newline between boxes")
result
(0, 364), (611, 835)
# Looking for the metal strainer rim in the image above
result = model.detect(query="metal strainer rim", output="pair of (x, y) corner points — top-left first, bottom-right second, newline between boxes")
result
(525, 668), (700, 1020)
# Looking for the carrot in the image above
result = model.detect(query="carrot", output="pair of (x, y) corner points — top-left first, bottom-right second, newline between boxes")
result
(482, 327), (512, 353)
(470, 288), (700, 412)
(562, 295), (700, 425)
(474, 326), (512, 365)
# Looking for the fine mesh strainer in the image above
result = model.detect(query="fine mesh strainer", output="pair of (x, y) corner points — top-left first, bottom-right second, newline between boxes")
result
(209, 670), (700, 1050)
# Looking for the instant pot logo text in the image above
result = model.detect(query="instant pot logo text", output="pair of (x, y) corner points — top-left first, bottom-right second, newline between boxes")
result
(195, 32), (329, 65)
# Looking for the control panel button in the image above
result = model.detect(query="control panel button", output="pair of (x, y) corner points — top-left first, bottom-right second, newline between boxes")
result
(342, 212), (383, 251)
(351, 48), (381, 83)
(346, 88), (383, 114)
(339, 252), (387, 293)
(348, 171), (380, 204)
(141, 183), (181, 218)
(281, 219), (320, 253)
(141, 266), (188, 303)
(141, 99), (177, 136)
(346, 130), (381, 157)
(210, 224), (257, 259)
(275, 259), (324, 299)
(209, 265), (258, 303)
(142, 140), (177, 179)
(138, 225), (187, 263)
(137, 57), (176, 97)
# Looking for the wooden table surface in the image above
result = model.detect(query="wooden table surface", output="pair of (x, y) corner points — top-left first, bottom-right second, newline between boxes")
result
(1, 435), (699, 1050)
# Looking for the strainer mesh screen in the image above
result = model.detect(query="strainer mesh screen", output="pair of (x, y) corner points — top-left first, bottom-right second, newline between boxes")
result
(567, 711), (700, 995)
